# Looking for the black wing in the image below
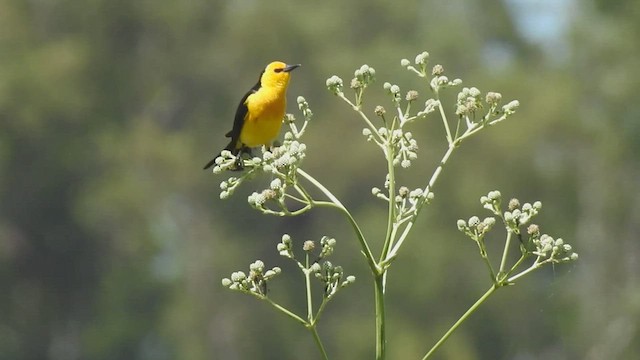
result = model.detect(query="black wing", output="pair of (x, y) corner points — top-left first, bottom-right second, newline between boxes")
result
(224, 71), (264, 151)
(202, 71), (264, 170)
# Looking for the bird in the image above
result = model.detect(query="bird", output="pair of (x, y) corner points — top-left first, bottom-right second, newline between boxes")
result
(203, 61), (301, 170)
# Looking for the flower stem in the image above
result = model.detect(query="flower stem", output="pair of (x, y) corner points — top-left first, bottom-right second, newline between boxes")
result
(383, 143), (456, 264)
(297, 168), (379, 274)
(477, 243), (497, 281)
(338, 94), (384, 144)
(305, 253), (314, 322)
(379, 138), (397, 263)
(421, 284), (498, 359)
(263, 297), (307, 327)
(435, 93), (453, 144)
(504, 254), (528, 279)
(374, 274), (386, 360)
(499, 231), (513, 273)
(507, 258), (543, 283)
(309, 326), (330, 360)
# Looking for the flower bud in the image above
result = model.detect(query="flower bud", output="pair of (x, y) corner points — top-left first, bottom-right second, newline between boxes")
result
(415, 51), (429, 65)
(303, 240), (315, 252)
(508, 198), (520, 211)
(406, 90), (419, 101)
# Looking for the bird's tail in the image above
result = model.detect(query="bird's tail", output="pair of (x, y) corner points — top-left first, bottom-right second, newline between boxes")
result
(203, 142), (235, 170)
(202, 156), (217, 170)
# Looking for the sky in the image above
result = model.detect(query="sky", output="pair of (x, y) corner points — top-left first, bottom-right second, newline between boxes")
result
(506, 0), (576, 61)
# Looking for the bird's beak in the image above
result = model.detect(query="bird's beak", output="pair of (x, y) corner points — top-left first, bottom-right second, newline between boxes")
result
(283, 64), (301, 72)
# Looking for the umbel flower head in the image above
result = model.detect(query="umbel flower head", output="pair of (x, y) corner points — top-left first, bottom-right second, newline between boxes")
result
(222, 260), (282, 297)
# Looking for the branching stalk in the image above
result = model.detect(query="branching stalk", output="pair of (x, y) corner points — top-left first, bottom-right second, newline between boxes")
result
(305, 254), (314, 322)
(384, 143), (456, 264)
(309, 326), (330, 360)
(374, 274), (386, 360)
(297, 168), (380, 274)
(435, 93), (453, 144)
(380, 139), (397, 263)
(263, 297), (307, 327)
(421, 285), (498, 359)
(499, 231), (514, 273)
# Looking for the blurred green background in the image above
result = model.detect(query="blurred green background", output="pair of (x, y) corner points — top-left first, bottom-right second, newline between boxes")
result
(1, 0), (639, 359)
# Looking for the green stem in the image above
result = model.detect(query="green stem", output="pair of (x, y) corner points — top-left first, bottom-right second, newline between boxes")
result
(499, 231), (513, 273)
(290, 115), (310, 138)
(293, 182), (313, 203)
(338, 94), (384, 144)
(281, 205), (312, 216)
(305, 254), (314, 322)
(477, 240), (496, 281)
(283, 193), (307, 204)
(309, 326), (330, 360)
(456, 113), (509, 142)
(374, 274), (386, 360)
(421, 284), (498, 359)
(453, 115), (462, 139)
(505, 254), (528, 279)
(507, 258), (543, 283)
(311, 169), (388, 359)
(297, 168), (380, 274)
(383, 144), (456, 264)
(379, 140), (397, 263)
(263, 297), (307, 327)
(435, 93), (453, 144)
(264, 259), (328, 360)
(315, 298), (330, 324)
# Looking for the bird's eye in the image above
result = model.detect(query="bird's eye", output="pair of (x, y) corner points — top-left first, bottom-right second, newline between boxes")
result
(274, 68), (284, 73)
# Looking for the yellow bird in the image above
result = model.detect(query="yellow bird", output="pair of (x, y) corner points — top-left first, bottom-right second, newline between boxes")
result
(203, 61), (301, 170)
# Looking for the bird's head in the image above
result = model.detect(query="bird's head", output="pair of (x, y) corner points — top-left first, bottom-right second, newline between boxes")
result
(260, 61), (300, 89)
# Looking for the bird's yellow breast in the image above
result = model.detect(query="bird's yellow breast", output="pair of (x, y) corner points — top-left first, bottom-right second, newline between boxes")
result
(240, 88), (286, 148)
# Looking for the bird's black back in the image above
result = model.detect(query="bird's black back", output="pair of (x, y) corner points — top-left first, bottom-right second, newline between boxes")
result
(224, 70), (265, 150)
